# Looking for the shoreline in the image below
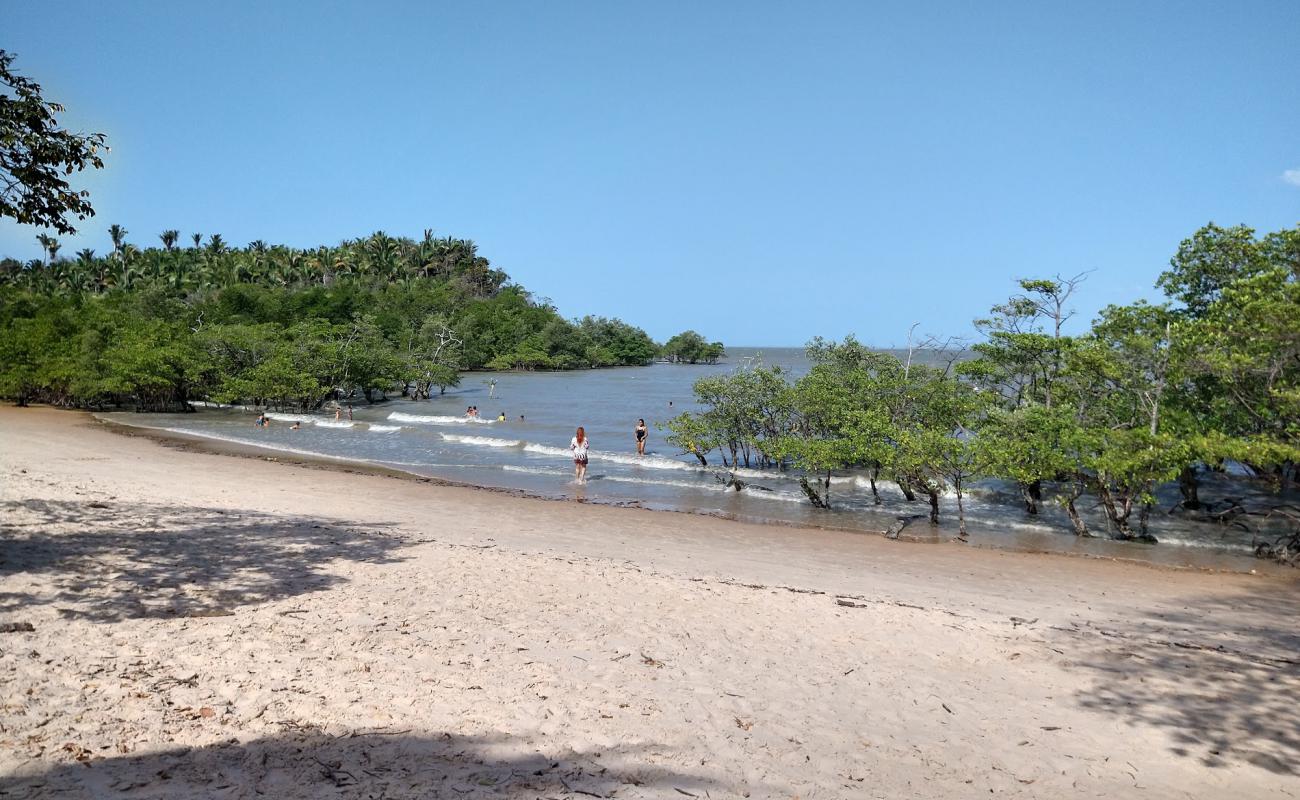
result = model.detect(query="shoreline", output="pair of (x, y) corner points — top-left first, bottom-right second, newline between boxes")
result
(94, 408), (1284, 576)
(3, 404), (1299, 798)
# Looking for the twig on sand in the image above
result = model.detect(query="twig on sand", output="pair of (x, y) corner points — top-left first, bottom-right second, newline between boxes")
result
(151, 673), (199, 691)
(0, 622), (35, 633)
(313, 757), (358, 787)
(347, 728), (412, 737)
(560, 777), (608, 798)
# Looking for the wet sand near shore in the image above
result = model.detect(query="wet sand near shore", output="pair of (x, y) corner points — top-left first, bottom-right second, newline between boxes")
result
(2, 407), (1297, 798)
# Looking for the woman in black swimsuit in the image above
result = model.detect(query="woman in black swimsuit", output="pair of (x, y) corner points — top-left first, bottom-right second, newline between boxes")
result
(635, 418), (647, 456)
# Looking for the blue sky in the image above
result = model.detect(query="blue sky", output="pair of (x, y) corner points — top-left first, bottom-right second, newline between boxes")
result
(4, 1), (1298, 345)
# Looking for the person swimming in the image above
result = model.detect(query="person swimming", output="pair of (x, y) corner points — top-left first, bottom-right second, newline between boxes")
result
(498, 411), (506, 422)
(255, 412), (269, 427)
(290, 421), (301, 430)
(635, 418), (648, 456)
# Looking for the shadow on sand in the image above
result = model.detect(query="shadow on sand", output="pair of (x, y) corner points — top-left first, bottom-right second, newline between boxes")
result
(1058, 583), (1300, 775)
(0, 728), (725, 799)
(0, 499), (407, 623)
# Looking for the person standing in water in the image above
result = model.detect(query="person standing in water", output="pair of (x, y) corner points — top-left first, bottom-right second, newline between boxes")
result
(570, 426), (590, 483)
(635, 418), (648, 456)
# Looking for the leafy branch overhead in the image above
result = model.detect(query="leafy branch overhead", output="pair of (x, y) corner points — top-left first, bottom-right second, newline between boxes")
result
(0, 50), (108, 234)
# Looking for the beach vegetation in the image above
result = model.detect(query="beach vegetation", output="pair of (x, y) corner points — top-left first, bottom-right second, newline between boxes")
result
(661, 330), (726, 364)
(665, 223), (1299, 558)
(0, 229), (703, 410)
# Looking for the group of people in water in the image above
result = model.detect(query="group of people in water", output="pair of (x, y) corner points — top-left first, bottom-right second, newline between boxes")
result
(466, 406), (512, 422)
(254, 405), (657, 485)
(255, 405), (350, 430)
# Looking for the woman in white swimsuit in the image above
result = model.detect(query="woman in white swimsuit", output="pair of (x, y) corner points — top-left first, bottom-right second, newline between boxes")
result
(570, 426), (590, 483)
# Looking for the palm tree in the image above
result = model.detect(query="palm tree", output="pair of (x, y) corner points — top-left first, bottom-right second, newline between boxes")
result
(207, 233), (227, 255)
(35, 234), (59, 264)
(191, 233), (202, 249)
(160, 229), (179, 251)
(108, 224), (128, 258)
(72, 248), (96, 292)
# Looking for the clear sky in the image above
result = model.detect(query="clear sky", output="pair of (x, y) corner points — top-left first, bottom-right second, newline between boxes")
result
(3, 1), (1298, 345)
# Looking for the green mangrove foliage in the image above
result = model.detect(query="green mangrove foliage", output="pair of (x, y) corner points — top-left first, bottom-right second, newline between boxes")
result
(661, 330), (726, 364)
(664, 223), (1300, 556)
(0, 229), (714, 410)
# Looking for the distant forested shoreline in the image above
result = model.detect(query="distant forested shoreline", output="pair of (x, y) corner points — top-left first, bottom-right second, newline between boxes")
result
(0, 229), (723, 411)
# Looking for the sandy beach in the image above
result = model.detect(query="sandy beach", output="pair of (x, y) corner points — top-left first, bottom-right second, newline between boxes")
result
(1, 407), (1297, 799)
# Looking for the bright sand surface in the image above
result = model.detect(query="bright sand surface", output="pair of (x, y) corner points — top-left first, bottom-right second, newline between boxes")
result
(1, 407), (1297, 799)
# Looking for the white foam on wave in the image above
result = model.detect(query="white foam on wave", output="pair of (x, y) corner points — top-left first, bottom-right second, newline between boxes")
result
(189, 400), (257, 411)
(599, 451), (697, 471)
(503, 465), (570, 477)
(367, 424), (401, 433)
(265, 412), (316, 423)
(598, 474), (723, 492)
(314, 419), (356, 428)
(159, 427), (361, 462)
(522, 443), (570, 458)
(729, 465), (783, 480)
(521, 443), (698, 471)
(388, 411), (493, 426)
(741, 486), (807, 503)
(440, 433), (522, 448)
(156, 426), (446, 469)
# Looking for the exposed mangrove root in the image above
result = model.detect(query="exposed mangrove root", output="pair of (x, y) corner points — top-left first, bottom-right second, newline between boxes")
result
(885, 514), (926, 540)
(798, 477), (829, 509)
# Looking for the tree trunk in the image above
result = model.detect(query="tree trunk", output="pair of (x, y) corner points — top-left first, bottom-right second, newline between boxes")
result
(1019, 480), (1042, 515)
(1062, 478), (1091, 537)
(869, 465), (881, 505)
(898, 480), (917, 502)
(799, 476), (829, 509)
(1177, 465), (1201, 510)
(1096, 482), (1134, 539)
(1136, 501), (1158, 543)
(1065, 495), (1090, 537)
(955, 479), (968, 540)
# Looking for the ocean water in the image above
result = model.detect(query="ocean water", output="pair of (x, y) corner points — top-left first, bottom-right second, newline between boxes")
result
(105, 347), (1296, 573)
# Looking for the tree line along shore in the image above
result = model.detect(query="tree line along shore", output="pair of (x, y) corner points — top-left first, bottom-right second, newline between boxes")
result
(661, 223), (1298, 563)
(0, 228), (725, 410)
(1, 222), (1296, 564)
